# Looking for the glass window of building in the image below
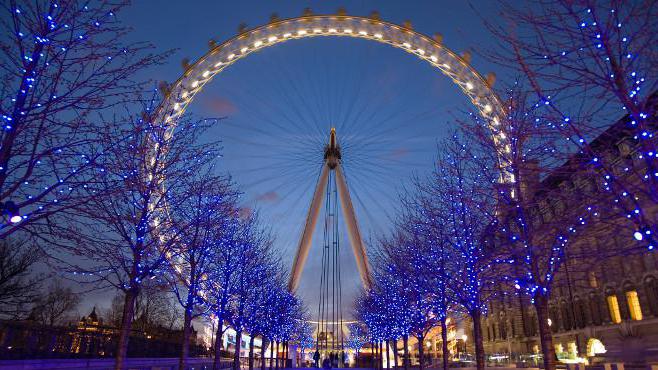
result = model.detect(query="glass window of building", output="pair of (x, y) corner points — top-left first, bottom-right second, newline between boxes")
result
(606, 295), (622, 324)
(625, 290), (643, 321)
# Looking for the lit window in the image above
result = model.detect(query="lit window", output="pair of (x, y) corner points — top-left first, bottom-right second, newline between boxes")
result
(626, 290), (643, 320)
(607, 295), (621, 323)
(587, 338), (606, 357)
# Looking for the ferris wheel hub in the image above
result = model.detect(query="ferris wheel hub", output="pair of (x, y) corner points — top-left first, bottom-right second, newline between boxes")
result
(324, 127), (341, 169)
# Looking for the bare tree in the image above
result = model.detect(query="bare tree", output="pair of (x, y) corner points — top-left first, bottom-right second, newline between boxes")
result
(0, 238), (42, 318)
(380, 231), (438, 370)
(165, 171), (239, 370)
(50, 109), (221, 370)
(423, 135), (506, 370)
(105, 282), (181, 331)
(233, 228), (281, 370)
(0, 0), (164, 238)
(457, 85), (614, 370)
(205, 215), (245, 370)
(31, 280), (80, 326)
(398, 186), (454, 370)
(488, 0), (658, 252)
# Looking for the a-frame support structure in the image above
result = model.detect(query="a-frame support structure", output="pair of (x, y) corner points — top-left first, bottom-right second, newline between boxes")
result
(288, 128), (372, 291)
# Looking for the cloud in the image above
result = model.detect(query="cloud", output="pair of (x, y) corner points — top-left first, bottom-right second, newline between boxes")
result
(390, 147), (410, 159)
(256, 191), (280, 203)
(203, 96), (237, 116)
(238, 207), (253, 219)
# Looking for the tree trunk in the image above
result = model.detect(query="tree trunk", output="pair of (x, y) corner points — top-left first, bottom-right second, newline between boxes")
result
(269, 340), (274, 370)
(114, 289), (137, 370)
(392, 339), (399, 370)
(535, 294), (557, 370)
(275, 341), (280, 370)
(284, 341), (288, 368)
(385, 340), (390, 369)
(249, 335), (255, 370)
(440, 318), (448, 370)
(376, 341), (380, 370)
(234, 329), (243, 370)
(261, 339), (269, 370)
(471, 309), (485, 370)
(213, 311), (225, 370)
(371, 342), (376, 370)
(380, 341), (384, 370)
(402, 335), (409, 370)
(417, 335), (424, 370)
(179, 308), (193, 370)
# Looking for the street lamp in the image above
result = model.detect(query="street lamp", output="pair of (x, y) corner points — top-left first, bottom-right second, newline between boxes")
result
(1, 201), (22, 224)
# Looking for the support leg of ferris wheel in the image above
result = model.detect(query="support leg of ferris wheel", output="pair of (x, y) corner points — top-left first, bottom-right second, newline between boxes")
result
(335, 163), (372, 288)
(288, 164), (329, 291)
(288, 128), (372, 291)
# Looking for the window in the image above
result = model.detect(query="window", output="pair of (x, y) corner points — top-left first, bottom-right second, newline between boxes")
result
(587, 338), (607, 357)
(573, 298), (587, 328)
(607, 295), (622, 324)
(589, 294), (602, 325)
(626, 290), (643, 321)
(645, 277), (658, 316)
(560, 301), (573, 330)
(589, 271), (598, 288)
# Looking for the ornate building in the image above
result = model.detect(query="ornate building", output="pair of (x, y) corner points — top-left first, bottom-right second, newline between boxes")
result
(482, 101), (658, 365)
(0, 307), (204, 360)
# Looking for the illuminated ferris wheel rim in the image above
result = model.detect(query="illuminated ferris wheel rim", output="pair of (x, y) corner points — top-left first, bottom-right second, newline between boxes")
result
(154, 12), (514, 183)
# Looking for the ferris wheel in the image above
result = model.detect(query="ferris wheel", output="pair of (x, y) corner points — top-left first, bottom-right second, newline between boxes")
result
(153, 9), (509, 357)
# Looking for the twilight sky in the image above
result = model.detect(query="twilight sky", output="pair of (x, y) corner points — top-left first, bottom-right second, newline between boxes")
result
(86, 0), (504, 318)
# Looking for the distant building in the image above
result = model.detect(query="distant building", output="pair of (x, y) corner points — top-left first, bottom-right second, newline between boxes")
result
(71, 307), (115, 355)
(0, 306), (206, 359)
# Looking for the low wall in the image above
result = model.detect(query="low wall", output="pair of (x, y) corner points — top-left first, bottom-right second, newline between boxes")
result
(0, 357), (232, 370)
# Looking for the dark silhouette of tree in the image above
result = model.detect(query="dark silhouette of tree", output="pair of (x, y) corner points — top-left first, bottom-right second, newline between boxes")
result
(31, 280), (80, 326)
(0, 238), (42, 318)
(104, 282), (181, 332)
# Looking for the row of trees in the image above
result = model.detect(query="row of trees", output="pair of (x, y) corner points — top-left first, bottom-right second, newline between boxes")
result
(355, 2), (657, 370)
(0, 2), (307, 370)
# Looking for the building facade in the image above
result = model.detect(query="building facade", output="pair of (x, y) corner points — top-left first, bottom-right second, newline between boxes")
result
(482, 104), (658, 365)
